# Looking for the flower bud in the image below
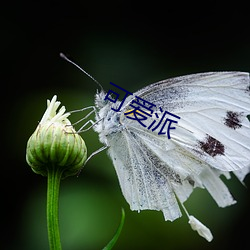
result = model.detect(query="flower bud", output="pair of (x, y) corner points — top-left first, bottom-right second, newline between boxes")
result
(26, 95), (87, 178)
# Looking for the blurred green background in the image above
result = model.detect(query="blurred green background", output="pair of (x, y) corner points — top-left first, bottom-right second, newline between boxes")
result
(2, 1), (250, 250)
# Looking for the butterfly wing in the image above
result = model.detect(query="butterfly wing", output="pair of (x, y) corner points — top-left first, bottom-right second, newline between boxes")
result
(105, 72), (250, 221)
(107, 127), (182, 221)
(123, 72), (250, 173)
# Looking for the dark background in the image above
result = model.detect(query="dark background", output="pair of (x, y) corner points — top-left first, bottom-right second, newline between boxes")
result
(2, 1), (250, 250)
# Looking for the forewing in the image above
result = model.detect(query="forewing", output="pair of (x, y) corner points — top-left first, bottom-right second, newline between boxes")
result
(123, 72), (250, 173)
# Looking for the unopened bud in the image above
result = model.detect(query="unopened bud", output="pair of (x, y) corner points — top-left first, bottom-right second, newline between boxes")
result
(26, 95), (87, 178)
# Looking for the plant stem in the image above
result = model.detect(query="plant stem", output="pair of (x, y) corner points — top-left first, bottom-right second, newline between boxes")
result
(47, 165), (63, 250)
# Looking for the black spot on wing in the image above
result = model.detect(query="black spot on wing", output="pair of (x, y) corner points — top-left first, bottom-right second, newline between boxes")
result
(186, 177), (195, 186)
(199, 135), (225, 157)
(224, 111), (243, 130)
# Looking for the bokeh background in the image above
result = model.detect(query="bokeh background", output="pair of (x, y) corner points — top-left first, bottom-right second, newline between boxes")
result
(2, 1), (250, 250)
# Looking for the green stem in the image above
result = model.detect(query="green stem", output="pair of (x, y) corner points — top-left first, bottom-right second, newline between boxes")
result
(47, 165), (63, 250)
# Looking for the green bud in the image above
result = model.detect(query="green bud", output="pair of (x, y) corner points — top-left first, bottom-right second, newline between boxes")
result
(26, 95), (87, 178)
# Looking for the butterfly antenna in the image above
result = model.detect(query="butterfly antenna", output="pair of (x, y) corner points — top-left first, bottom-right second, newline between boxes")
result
(60, 53), (104, 91)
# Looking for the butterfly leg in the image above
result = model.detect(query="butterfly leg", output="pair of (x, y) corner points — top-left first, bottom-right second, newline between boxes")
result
(69, 106), (101, 132)
(77, 145), (108, 176)
(70, 106), (96, 125)
(85, 145), (108, 165)
(77, 118), (104, 133)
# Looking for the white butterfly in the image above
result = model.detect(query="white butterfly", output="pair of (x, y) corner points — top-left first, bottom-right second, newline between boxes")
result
(60, 53), (250, 242)
(85, 71), (249, 242)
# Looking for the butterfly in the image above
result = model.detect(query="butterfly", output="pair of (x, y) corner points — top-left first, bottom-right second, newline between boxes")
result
(61, 55), (250, 241)
(91, 72), (250, 241)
